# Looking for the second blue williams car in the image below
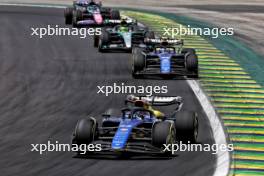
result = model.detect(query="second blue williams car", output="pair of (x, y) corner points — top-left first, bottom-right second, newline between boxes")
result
(132, 38), (199, 79)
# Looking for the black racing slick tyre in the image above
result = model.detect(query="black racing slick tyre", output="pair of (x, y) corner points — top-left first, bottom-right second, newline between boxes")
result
(152, 121), (176, 148)
(111, 10), (121, 19)
(64, 7), (73, 25)
(100, 30), (109, 44)
(76, 10), (83, 21)
(144, 31), (155, 39)
(132, 47), (145, 78)
(185, 53), (198, 78)
(94, 35), (100, 47)
(98, 30), (109, 52)
(72, 10), (83, 28)
(182, 48), (196, 55)
(175, 111), (198, 143)
(73, 118), (97, 145)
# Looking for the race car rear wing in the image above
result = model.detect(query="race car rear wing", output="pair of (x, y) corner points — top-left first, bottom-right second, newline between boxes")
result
(126, 95), (182, 106)
(104, 18), (137, 25)
(144, 38), (183, 46)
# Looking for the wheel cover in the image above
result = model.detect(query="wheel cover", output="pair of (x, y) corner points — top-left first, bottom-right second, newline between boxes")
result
(166, 125), (176, 145)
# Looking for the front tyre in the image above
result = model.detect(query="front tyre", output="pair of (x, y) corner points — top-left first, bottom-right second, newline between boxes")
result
(72, 118), (97, 146)
(98, 30), (109, 52)
(185, 53), (198, 78)
(64, 7), (73, 25)
(111, 10), (121, 19)
(94, 35), (100, 47)
(132, 47), (145, 78)
(152, 121), (176, 148)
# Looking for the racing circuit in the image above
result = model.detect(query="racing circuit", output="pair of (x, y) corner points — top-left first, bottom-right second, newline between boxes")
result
(0, 6), (217, 176)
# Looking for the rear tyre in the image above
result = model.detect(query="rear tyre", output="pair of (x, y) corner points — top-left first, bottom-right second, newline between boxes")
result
(132, 47), (145, 78)
(175, 111), (198, 143)
(182, 48), (196, 55)
(111, 10), (121, 19)
(185, 53), (198, 78)
(144, 31), (155, 39)
(64, 7), (73, 25)
(72, 10), (83, 28)
(152, 121), (176, 148)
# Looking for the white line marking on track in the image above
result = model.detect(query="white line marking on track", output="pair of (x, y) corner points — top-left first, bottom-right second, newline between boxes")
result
(0, 3), (66, 8)
(188, 80), (230, 176)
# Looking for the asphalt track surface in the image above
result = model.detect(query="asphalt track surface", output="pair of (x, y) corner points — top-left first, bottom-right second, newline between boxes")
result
(0, 6), (216, 176)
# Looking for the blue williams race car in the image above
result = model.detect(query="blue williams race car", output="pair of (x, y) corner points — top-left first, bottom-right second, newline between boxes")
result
(132, 38), (199, 79)
(72, 95), (198, 155)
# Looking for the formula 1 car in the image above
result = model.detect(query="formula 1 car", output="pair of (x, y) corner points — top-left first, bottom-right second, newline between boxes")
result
(72, 95), (199, 155)
(131, 38), (199, 79)
(64, 0), (120, 26)
(94, 19), (155, 52)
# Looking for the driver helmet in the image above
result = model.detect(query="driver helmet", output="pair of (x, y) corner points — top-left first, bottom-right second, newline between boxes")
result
(134, 100), (149, 108)
(88, 0), (96, 5)
(119, 19), (130, 32)
(157, 48), (165, 53)
(120, 18), (128, 25)
(87, 5), (99, 13)
(124, 111), (131, 118)
(133, 111), (145, 120)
